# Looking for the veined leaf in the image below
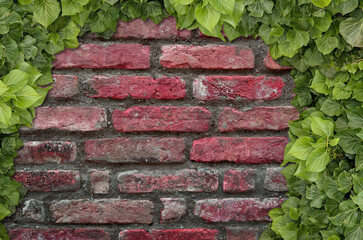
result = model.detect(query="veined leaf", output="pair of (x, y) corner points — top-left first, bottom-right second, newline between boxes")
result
(340, 18), (363, 47)
(34, 0), (61, 28)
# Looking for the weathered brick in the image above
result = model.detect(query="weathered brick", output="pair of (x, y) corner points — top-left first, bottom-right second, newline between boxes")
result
(85, 138), (185, 163)
(190, 137), (287, 164)
(88, 75), (186, 100)
(13, 170), (80, 192)
(226, 228), (258, 240)
(53, 44), (150, 69)
(9, 228), (111, 240)
(51, 199), (153, 224)
(160, 198), (187, 223)
(119, 229), (219, 240)
(264, 51), (292, 71)
(265, 168), (288, 192)
(219, 106), (299, 132)
(32, 107), (106, 132)
(112, 106), (211, 132)
(90, 170), (110, 194)
(15, 141), (76, 164)
(223, 169), (255, 193)
(194, 198), (283, 222)
(15, 199), (45, 222)
(117, 169), (218, 193)
(113, 17), (191, 39)
(160, 45), (254, 69)
(193, 76), (284, 101)
(49, 75), (78, 98)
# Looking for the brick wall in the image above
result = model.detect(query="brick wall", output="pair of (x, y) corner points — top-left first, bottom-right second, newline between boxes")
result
(6, 17), (297, 240)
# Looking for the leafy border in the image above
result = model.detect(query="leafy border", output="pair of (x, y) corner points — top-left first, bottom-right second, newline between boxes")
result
(0, 0), (362, 239)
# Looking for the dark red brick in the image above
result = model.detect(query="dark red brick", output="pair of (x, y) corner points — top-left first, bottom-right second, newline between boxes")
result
(194, 198), (283, 222)
(264, 51), (292, 71)
(219, 106), (299, 132)
(49, 75), (78, 98)
(51, 199), (153, 224)
(113, 17), (191, 39)
(90, 170), (110, 194)
(53, 44), (150, 69)
(226, 228), (258, 240)
(223, 169), (255, 193)
(160, 45), (254, 69)
(13, 170), (80, 192)
(88, 75), (186, 100)
(15, 141), (76, 164)
(85, 138), (185, 163)
(117, 169), (218, 193)
(32, 107), (106, 132)
(9, 228), (111, 240)
(190, 137), (287, 164)
(193, 76), (284, 101)
(160, 198), (187, 223)
(265, 168), (288, 192)
(119, 229), (219, 240)
(112, 106), (211, 132)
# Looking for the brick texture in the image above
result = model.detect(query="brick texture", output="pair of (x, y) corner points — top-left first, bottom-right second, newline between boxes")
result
(264, 51), (292, 70)
(223, 169), (255, 193)
(9, 229), (111, 240)
(119, 229), (219, 240)
(265, 168), (288, 192)
(90, 170), (110, 194)
(49, 75), (78, 98)
(226, 228), (258, 240)
(160, 198), (187, 223)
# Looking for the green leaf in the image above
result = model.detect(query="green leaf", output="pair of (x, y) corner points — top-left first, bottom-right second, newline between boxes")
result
(332, 82), (352, 100)
(330, 200), (359, 227)
(306, 185), (325, 208)
(320, 98), (343, 117)
(336, 129), (362, 154)
(311, 70), (330, 95)
(312, 0), (332, 8)
(345, 223), (363, 240)
(316, 35), (339, 55)
(61, 0), (89, 16)
(288, 136), (314, 160)
(13, 85), (42, 109)
(352, 175), (363, 194)
(2, 69), (29, 94)
(209, 0), (235, 15)
(311, 117), (334, 137)
(356, 146), (363, 170)
(306, 147), (330, 172)
(0, 80), (9, 95)
(1, 35), (18, 64)
(0, 102), (11, 124)
(339, 18), (363, 48)
(286, 29), (309, 50)
(195, 3), (221, 33)
(22, 35), (38, 60)
(338, 171), (352, 194)
(353, 82), (363, 102)
(0, 203), (10, 221)
(346, 108), (363, 129)
(34, 0), (61, 28)
(352, 191), (363, 211)
(323, 176), (344, 202)
(248, 0), (274, 18)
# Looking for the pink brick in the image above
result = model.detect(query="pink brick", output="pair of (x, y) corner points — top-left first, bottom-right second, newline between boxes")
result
(53, 44), (150, 69)
(226, 228), (258, 240)
(15, 141), (76, 164)
(191, 137), (287, 164)
(160, 45), (254, 69)
(112, 106), (211, 132)
(9, 229), (111, 240)
(88, 75), (186, 100)
(160, 198), (187, 223)
(223, 169), (255, 193)
(49, 75), (78, 98)
(194, 198), (283, 222)
(32, 107), (106, 132)
(51, 199), (153, 224)
(85, 138), (185, 163)
(13, 170), (80, 192)
(264, 51), (292, 70)
(265, 168), (288, 192)
(219, 107), (299, 132)
(90, 170), (110, 194)
(193, 76), (284, 101)
(119, 229), (219, 240)
(117, 169), (218, 193)
(113, 17), (191, 39)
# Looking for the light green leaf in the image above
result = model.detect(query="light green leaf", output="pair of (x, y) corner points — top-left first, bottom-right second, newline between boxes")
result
(330, 200), (359, 227)
(286, 29), (309, 50)
(312, 0), (332, 8)
(345, 223), (363, 240)
(338, 171), (352, 194)
(61, 0), (90, 16)
(13, 85), (42, 109)
(288, 136), (314, 160)
(0, 203), (10, 221)
(209, 0), (235, 15)
(0, 80), (9, 95)
(311, 70), (330, 95)
(195, 3), (221, 33)
(306, 147), (330, 172)
(34, 0), (61, 28)
(352, 175), (363, 194)
(248, 0), (274, 18)
(353, 82), (363, 102)
(316, 36), (339, 55)
(320, 98), (343, 116)
(346, 108), (363, 129)
(339, 18), (363, 47)
(336, 129), (362, 154)
(332, 82), (352, 100)
(2, 69), (29, 93)
(311, 117), (334, 137)
(352, 191), (363, 211)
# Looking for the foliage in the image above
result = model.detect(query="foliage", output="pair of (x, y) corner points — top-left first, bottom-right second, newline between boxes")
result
(0, 0), (361, 239)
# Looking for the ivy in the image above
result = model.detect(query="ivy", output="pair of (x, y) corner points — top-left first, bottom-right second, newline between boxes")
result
(0, 0), (361, 239)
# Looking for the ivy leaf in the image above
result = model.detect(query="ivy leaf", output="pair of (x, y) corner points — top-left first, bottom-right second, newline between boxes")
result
(13, 85), (42, 109)
(339, 18), (363, 47)
(209, 0), (235, 15)
(195, 3), (221, 33)
(34, 0), (61, 28)
(22, 35), (38, 60)
(0, 102), (11, 125)
(311, 117), (334, 137)
(306, 147), (330, 172)
(286, 29), (309, 50)
(320, 98), (343, 117)
(248, 0), (274, 17)
(338, 171), (352, 194)
(288, 136), (314, 160)
(2, 69), (29, 94)
(346, 108), (363, 129)
(1, 35), (18, 64)
(345, 222), (363, 240)
(323, 176), (344, 202)
(306, 185), (325, 208)
(352, 175), (363, 194)
(316, 36), (338, 55)
(336, 129), (362, 154)
(311, 70), (330, 95)
(330, 200), (359, 227)
(332, 82), (352, 100)
(352, 191), (363, 211)
(61, 0), (89, 16)
(311, 0), (332, 8)
(0, 203), (10, 221)
(0, 80), (9, 95)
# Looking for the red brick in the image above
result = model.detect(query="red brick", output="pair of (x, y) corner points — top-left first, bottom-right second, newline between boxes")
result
(264, 51), (292, 70)
(88, 75), (186, 100)
(15, 141), (76, 164)
(32, 107), (106, 132)
(219, 106), (299, 132)
(90, 170), (110, 194)
(51, 199), (153, 224)
(13, 170), (80, 192)
(223, 169), (255, 193)
(160, 198), (187, 223)
(112, 107), (211, 132)
(119, 229), (219, 240)
(9, 228), (111, 240)
(193, 76), (284, 101)
(49, 75), (78, 98)
(85, 138), (185, 163)
(190, 137), (287, 164)
(53, 44), (150, 69)
(194, 198), (283, 222)
(265, 168), (288, 192)
(15, 199), (45, 222)
(117, 169), (218, 193)
(226, 228), (258, 240)
(160, 45), (254, 69)
(113, 17), (191, 39)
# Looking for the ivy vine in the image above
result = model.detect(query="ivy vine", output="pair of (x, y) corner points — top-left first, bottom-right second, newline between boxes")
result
(0, 0), (362, 239)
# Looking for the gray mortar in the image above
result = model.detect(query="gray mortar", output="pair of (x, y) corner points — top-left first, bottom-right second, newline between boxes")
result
(5, 29), (294, 240)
